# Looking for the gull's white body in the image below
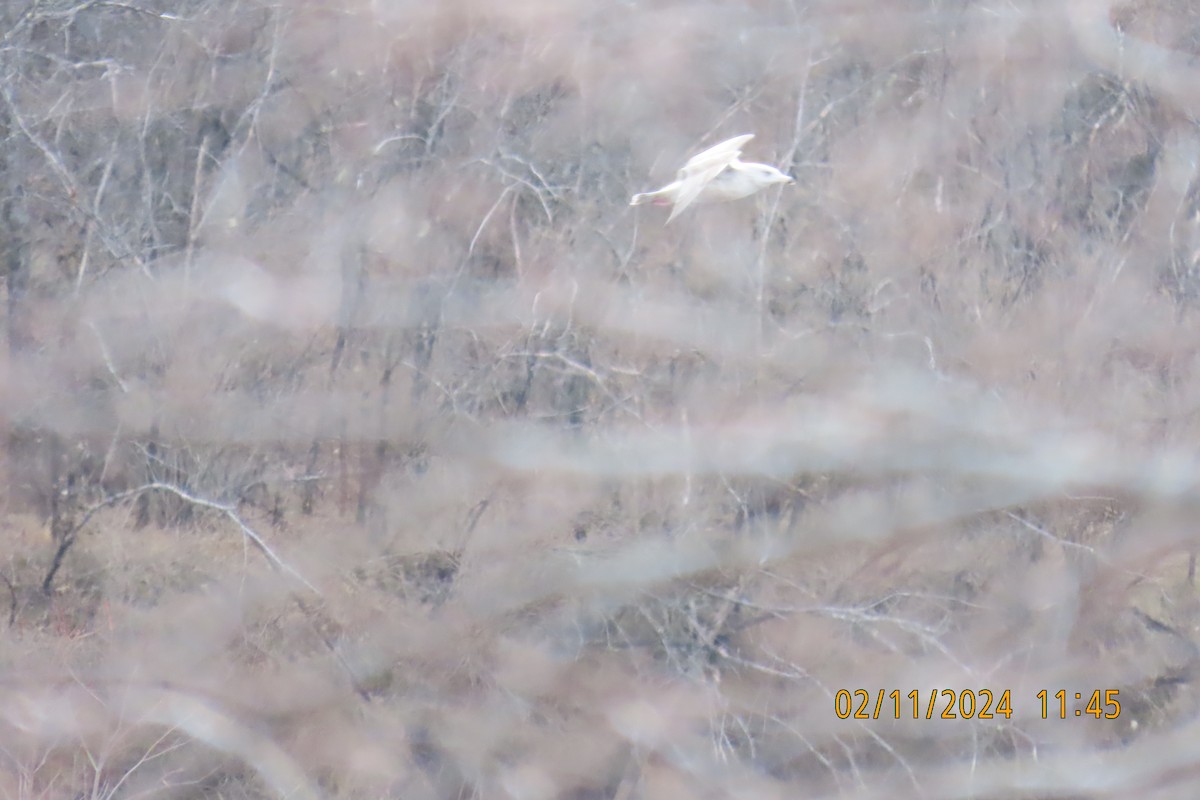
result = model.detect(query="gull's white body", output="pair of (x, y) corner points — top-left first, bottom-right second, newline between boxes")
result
(630, 134), (794, 223)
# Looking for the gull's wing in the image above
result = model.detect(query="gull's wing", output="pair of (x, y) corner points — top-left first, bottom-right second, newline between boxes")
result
(662, 134), (756, 223)
(665, 162), (730, 223)
(676, 133), (754, 180)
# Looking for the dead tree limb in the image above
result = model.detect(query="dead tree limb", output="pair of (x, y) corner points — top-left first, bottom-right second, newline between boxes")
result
(41, 482), (318, 596)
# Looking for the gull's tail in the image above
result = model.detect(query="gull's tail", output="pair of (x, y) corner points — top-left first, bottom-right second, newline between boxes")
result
(630, 189), (669, 206)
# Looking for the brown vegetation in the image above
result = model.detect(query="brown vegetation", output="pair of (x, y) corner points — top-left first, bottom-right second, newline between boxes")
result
(4, 0), (1200, 798)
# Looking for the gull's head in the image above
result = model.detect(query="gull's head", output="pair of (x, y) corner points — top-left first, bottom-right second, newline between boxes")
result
(744, 163), (794, 187)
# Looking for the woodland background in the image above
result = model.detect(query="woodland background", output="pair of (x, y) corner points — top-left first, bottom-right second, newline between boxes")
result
(4, 1), (1200, 798)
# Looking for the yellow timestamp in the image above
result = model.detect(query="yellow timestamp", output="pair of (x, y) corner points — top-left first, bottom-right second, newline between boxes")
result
(833, 689), (1123, 720)
(834, 689), (1014, 720)
(1038, 689), (1121, 719)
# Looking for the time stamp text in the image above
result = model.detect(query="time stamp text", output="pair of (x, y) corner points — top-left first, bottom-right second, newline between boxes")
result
(834, 689), (1122, 720)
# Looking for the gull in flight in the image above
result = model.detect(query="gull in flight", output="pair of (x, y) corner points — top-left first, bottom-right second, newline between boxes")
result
(629, 134), (794, 223)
